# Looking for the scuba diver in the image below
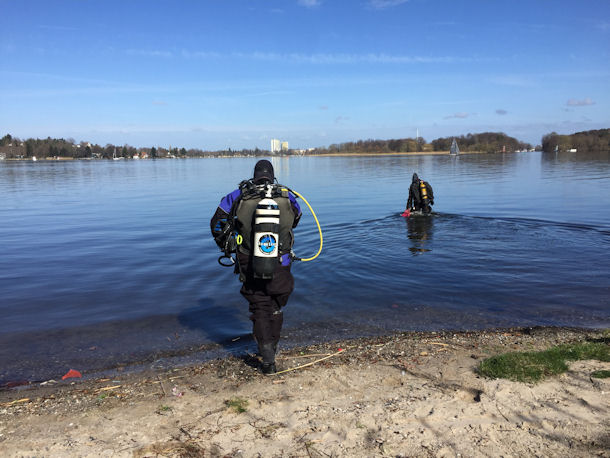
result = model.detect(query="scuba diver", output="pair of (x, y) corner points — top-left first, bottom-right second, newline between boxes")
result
(210, 160), (302, 374)
(406, 173), (434, 214)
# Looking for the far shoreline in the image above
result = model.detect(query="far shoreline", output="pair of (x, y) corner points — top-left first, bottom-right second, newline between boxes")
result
(0, 149), (523, 162)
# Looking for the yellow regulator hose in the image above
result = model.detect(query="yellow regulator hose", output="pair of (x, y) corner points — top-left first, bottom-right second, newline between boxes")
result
(283, 188), (323, 262)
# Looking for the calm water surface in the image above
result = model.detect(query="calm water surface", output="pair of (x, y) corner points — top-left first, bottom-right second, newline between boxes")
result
(1, 152), (609, 384)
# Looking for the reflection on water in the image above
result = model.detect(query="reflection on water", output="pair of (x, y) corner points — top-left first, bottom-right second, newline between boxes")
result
(405, 213), (434, 255)
(0, 152), (609, 384)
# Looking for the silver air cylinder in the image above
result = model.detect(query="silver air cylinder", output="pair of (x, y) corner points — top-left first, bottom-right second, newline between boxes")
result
(252, 191), (280, 279)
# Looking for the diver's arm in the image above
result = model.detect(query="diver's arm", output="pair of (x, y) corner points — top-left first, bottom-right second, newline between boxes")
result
(288, 192), (302, 227)
(210, 188), (241, 246)
(406, 188), (414, 210)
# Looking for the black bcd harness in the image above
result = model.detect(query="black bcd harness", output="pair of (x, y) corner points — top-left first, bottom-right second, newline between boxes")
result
(216, 179), (290, 268)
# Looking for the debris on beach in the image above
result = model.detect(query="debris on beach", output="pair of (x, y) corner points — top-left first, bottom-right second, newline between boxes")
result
(171, 385), (184, 397)
(61, 369), (82, 380)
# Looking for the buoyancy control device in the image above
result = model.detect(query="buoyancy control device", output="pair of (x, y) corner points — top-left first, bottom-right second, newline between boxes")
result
(216, 179), (323, 273)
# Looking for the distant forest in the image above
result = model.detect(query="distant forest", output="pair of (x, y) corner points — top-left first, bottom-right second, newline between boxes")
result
(541, 129), (610, 153)
(308, 132), (532, 155)
(0, 134), (267, 160)
(0, 129), (605, 160)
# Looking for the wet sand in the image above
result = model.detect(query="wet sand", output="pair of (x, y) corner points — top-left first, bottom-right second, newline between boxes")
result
(1, 327), (608, 457)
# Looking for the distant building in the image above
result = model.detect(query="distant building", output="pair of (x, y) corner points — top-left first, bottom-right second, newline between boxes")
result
(271, 139), (281, 153)
(281, 141), (289, 151)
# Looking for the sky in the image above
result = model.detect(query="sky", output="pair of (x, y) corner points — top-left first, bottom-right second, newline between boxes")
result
(1, 0), (609, 150)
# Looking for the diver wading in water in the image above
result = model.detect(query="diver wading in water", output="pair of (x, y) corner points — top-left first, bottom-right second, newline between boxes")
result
(211, 160), (322, 374)
(405, 173), (434, 215)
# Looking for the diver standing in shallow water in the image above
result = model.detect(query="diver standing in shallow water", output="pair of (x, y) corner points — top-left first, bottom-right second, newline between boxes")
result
(406, 173), (434, 214)
(210, 160), (302, 374)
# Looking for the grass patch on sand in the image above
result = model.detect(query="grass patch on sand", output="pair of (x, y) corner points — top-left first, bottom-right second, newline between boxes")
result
(591, 370), (610, 379)
(479, 342), (610, 383)
(225, 397), (248, 413)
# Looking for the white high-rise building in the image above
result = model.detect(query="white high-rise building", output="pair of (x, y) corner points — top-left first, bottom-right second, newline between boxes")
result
(270, 139), (281, 153)
(281, 141), (289, 151)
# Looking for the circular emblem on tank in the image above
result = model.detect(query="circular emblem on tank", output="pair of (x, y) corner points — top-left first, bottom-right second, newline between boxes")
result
(258, 234), (277, 254)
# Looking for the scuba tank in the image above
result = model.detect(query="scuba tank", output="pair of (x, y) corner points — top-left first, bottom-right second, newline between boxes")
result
(419, 180), (429, 205)
(252, 185), (280, 279)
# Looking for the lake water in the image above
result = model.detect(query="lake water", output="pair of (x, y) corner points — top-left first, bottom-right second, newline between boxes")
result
(1, 152), (609, 384)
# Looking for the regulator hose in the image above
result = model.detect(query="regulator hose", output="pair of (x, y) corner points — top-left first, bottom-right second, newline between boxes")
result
(283, 188), (323, 262)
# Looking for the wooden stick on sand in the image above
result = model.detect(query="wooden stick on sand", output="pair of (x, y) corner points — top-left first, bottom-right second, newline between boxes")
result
(272, 349), (345, 376)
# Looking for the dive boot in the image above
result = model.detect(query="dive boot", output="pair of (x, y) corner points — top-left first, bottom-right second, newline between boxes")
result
(259, 342), (277, 375)
(261, 362), (276, 374)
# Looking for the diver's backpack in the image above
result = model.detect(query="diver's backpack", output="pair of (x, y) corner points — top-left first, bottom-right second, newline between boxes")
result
(234, 181), (295, 279)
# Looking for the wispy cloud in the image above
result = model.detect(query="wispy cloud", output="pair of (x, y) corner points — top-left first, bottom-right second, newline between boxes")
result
(335, 116), (349, 124)
(181, 50), (221, 59)
(39, 24), (79, 31)
(298, 0), (321, 7)
(0, 70), (125, 86)
(598, 21), (610, 31)
(496, 109), (508, 115)
(242, 90), (294, 98)
(233, 51), (487, 64)
(123, 48), (491, 65)
(444, 112), (470, 119)
(488, 75), (536, 87)
(368, 0), (409, 9)
(126, 49), (173, 58)
(566, 97), (595, 107)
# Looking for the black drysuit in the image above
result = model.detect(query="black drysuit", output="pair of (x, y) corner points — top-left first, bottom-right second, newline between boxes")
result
(210, 178), (301, 366)
(406, 173), (434, 214)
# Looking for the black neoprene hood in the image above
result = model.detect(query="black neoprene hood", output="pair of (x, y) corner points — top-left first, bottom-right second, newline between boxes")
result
(253, 159), (275, 183)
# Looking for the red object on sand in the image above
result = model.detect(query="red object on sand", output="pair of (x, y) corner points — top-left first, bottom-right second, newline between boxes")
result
(401, 209), (411, 217)
(62, 369), (82, 380)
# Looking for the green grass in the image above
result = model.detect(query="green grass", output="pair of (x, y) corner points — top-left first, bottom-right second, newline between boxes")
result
(225, 397), (248, 413)
(591, 370), (610, 379)
(478, 342), (610, 383)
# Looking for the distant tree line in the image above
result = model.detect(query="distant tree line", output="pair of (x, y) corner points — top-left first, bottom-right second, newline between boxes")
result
(308, 132), (532, 155)
(0, 134), (277, 159)
(431, 132), (531, 153)
(309, 137), (425, 154)
(6, 128), (608, 160)
(541, 129), (610, 153)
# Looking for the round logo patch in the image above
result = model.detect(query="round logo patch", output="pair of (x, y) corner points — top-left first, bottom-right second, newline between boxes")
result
(258, 234), (277, 254)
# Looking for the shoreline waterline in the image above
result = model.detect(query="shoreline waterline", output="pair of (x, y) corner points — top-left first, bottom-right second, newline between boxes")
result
(1, 326), (608, 457)
(0, 149), (518, 161)
(1, 325), (605, 392)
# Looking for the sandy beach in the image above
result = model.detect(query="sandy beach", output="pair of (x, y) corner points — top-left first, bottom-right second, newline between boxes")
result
(1, 327), (608, 457)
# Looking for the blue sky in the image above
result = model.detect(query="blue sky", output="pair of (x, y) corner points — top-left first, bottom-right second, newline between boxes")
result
(1, 0), (609, 150)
